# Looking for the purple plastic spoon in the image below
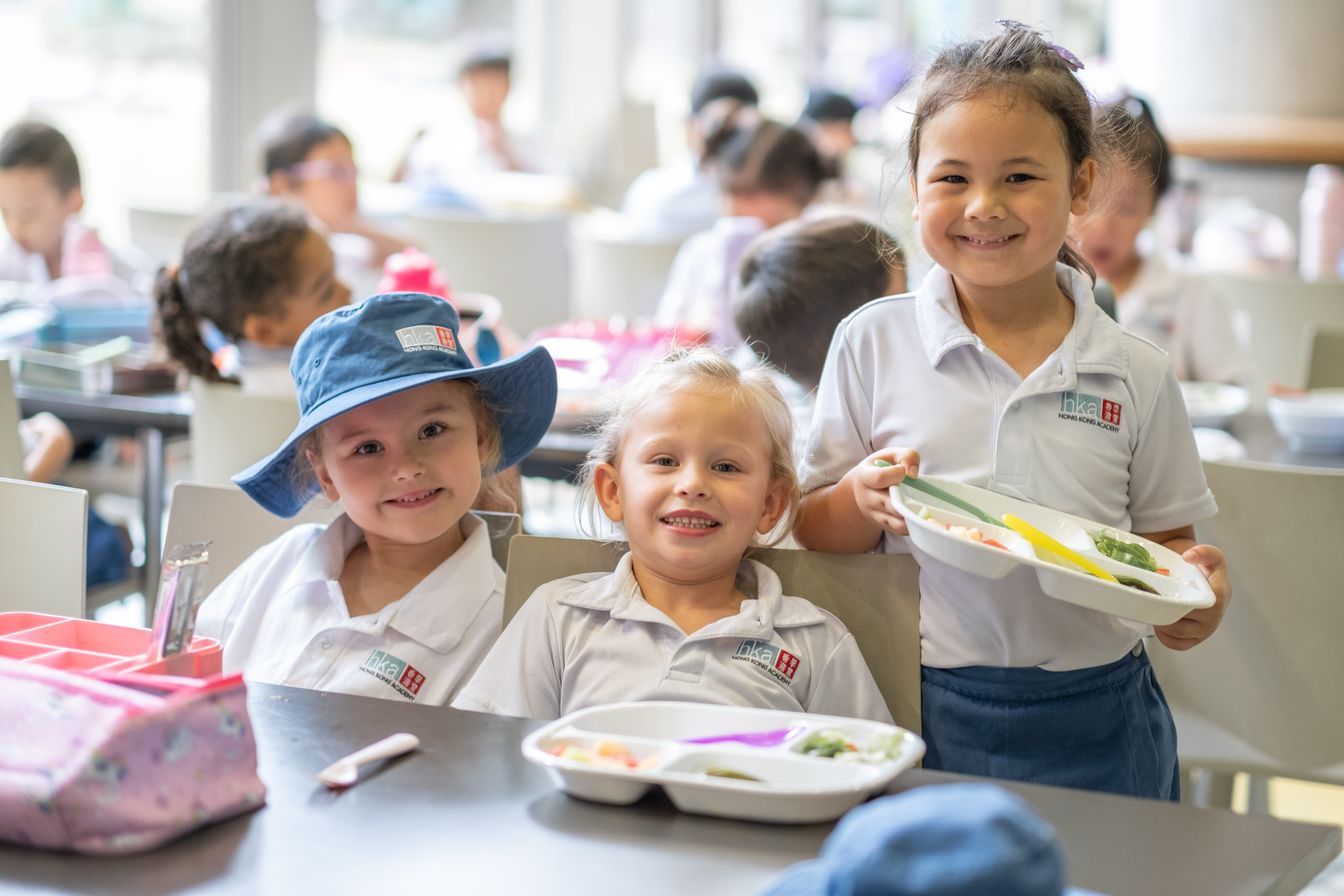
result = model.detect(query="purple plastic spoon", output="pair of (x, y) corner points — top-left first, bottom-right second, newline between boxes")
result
(681, 724), (806, 747)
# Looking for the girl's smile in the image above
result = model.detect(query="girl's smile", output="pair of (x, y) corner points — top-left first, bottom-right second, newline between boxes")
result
(957, 232), (1021, 248)
(912, 91), (1094, 303)
(385, 487), (444, 508)
(659, 508), (722, 534)
(594, 387), (788, 588)
(310, 380), (486, 556)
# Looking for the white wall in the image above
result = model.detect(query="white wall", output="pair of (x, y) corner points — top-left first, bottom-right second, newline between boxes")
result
(1107, 0), (1344, 119)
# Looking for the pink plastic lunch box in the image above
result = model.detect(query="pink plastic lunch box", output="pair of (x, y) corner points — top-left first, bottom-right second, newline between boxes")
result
(0, 612), (221, 679)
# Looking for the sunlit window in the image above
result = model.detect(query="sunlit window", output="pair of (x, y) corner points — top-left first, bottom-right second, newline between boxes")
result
(315, 0), (513, 182)
(0, 0), (208, 242)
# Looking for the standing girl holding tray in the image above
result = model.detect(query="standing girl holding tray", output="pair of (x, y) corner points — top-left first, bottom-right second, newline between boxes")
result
(793, 23), (1230, 800)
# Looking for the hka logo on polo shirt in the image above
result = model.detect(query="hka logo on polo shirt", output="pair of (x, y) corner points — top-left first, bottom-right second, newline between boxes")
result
(359, 649), (426, 700)
(732, 639), (800, 686)
(395, 324), (457, 354)
(1058, 390), (1122, 433)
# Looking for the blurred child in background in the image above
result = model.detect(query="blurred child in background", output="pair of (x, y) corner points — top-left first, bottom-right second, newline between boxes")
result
(155, 199), (351, 394)
(397, 43), (544, 191)
(622, 70), (761, 239)
(1075, 95), (1242, 384)
(654, 105), (825, 348)
(0, 121), (149, 296)
(733, 215), (905, 458)
(259, 109), (413, 285)
(796, 88), (875, 212)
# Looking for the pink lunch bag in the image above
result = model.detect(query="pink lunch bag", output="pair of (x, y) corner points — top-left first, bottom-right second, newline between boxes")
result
(0, 658), (266, 854)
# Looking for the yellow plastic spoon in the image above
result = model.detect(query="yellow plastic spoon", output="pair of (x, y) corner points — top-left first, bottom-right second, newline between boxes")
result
(1001, 514), (1119, 584)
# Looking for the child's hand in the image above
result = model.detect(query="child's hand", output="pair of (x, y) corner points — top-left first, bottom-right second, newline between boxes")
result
(1152, 543), (1230, 651)
(848, 450), (921, 536)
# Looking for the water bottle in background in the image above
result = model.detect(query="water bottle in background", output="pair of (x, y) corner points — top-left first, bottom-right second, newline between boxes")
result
(1299, 164), (1344, 281)
(377, 246), (451, 299)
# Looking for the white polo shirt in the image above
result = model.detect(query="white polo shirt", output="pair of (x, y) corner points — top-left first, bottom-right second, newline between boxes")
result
(195, 512), (504, 705)
(800, 263), (1218, 671)
(654, 216), (766, 348)
(1116, 252), (1244, 384)
(452, 553), (892, 723)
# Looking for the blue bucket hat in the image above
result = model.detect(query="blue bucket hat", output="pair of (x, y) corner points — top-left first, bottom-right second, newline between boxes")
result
(761, 784), (1098, 896)
(233, 292), (557, 518)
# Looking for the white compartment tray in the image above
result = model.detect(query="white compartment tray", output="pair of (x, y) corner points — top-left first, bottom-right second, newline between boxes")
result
(522, 702), (924, 824)
(890, 476), (1215, 626)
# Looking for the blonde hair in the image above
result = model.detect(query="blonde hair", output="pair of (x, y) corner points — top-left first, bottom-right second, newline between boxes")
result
(292, 379), (512, 513)
(576, 346), (799, 546)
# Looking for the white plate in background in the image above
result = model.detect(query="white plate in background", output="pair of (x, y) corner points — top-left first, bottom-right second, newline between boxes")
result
(1181, 381), (1250, 429)
(1267, 389), (1344, 454)
(522, 702), (924, 824)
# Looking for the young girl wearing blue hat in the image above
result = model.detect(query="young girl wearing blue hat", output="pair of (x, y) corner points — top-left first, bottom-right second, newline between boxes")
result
(195, 292), (557, 705)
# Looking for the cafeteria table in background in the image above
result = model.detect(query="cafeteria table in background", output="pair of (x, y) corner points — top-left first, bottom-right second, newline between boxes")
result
(0, 685), (1335, 895)
(16, 385), (190, 613)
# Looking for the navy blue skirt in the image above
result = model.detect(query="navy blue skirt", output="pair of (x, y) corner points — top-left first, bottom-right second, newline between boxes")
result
(921, 643), (1179, 800)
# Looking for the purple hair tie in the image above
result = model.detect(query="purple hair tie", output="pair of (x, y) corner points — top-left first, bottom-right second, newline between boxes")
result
(995, 19), (1085, 72)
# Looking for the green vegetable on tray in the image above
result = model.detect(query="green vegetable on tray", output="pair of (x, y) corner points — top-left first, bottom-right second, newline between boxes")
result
(1090, 530), (1158, 572)
(703, 766), (764, 782)
(1115, 575), (1159, 594)
(799, 731), (858, 758)
(798, 730), (905, 763)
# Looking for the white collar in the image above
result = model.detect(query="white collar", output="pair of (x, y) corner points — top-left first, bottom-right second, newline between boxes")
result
(556, 552), (828, 635)
(914, 262), (1130, 383)
(283, 512), (498, 652)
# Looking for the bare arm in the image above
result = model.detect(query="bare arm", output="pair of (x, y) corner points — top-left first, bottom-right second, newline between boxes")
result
(794, 449), (920, 553)
(1137, 524), (1230, 651)
(20, 413), (74, 484)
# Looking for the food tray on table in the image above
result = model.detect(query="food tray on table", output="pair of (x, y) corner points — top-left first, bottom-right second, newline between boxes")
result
(15, 340), (178, 394)
(0, 612), (221, 679)
(522, 702), (924, 824)
(889, 476), (1215, 626)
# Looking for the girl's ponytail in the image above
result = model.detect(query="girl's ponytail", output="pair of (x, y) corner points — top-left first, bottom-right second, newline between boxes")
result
(1058, 242), (1096, 284)
(153, 198), (309, 385)
(697, 99), (758, 167)
(154, 264), (235, 384)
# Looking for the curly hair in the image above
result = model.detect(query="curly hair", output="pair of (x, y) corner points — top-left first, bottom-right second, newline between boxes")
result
(153, 199), (312, 383)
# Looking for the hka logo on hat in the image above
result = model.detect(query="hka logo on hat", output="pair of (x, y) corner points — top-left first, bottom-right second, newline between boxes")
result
(395, 324), (458, 354)
(733, 639), (801, 686)
(1058, 390), (1121, 433)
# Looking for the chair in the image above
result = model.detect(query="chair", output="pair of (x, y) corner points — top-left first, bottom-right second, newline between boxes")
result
(0, 362), (26, 480)
(188, 378), (299, 486)
(1306, 325), (1344, 389)
(401, 211), (570, 337)
(125, 202), (207, 267)
(163, 482), (521, 596)
(502, 535), (923, 732)
(1147, 459), (1344, 811)
(0, 477), (87, 616)
(568, 213), (684, 320)
(1214, 273), (1344, 405)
